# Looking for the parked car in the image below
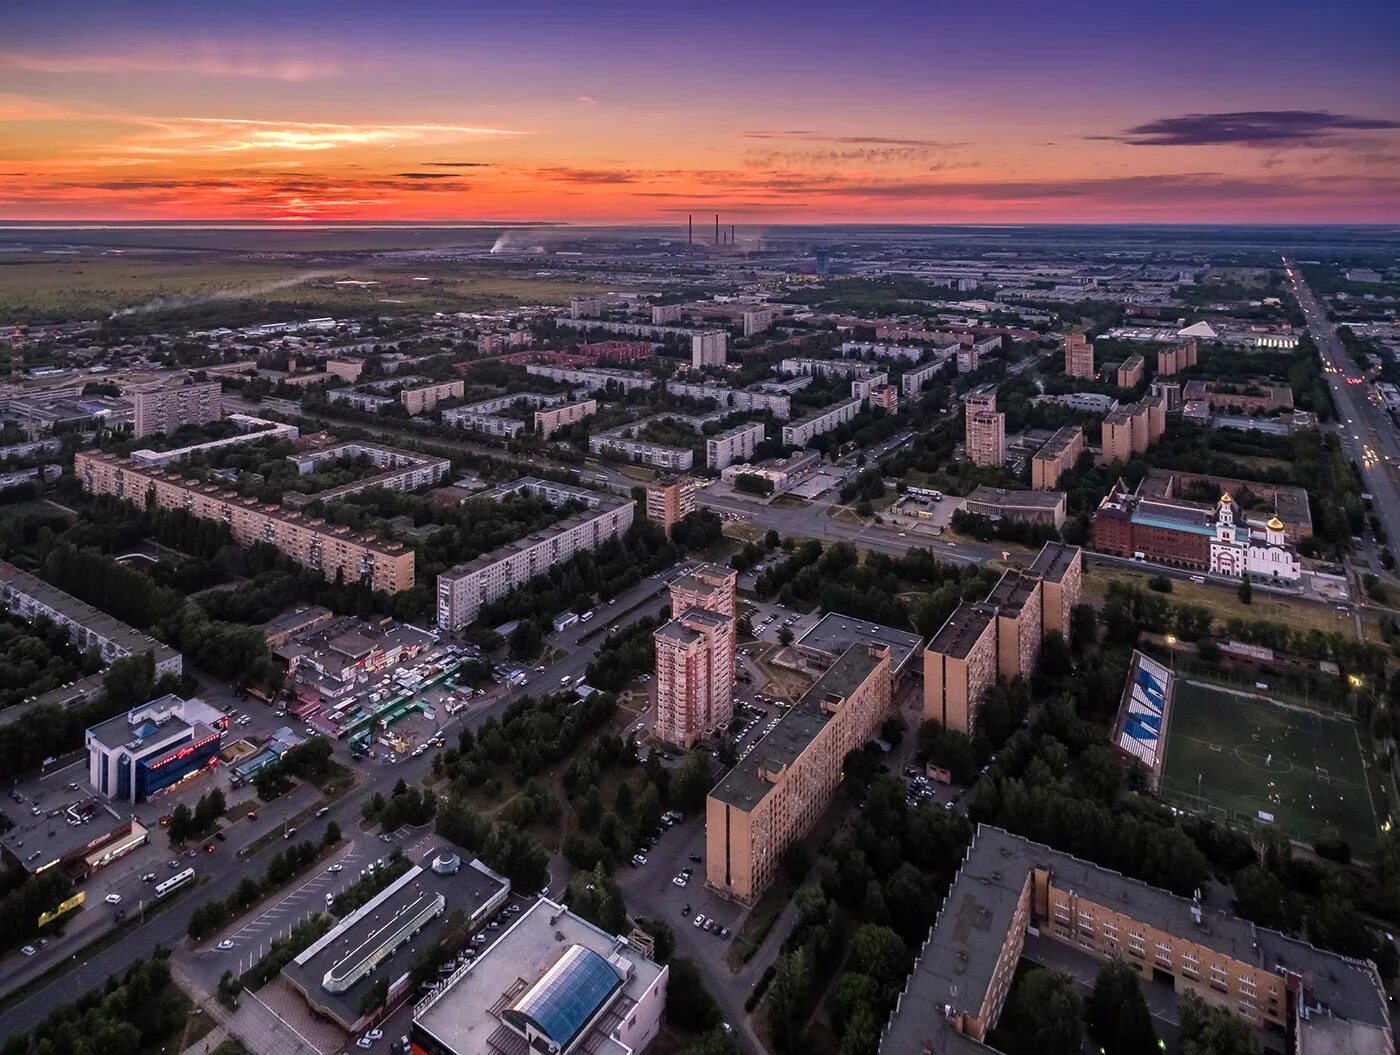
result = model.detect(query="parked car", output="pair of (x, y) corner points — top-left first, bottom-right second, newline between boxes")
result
(217, 940), (234, 951)
(104, 894), (121, 905)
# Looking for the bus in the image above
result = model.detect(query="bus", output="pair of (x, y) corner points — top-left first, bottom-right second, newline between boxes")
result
(156, 868), (196, 899)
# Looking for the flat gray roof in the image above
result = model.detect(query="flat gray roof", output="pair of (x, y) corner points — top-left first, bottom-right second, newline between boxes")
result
(285, 856), (507, 1029)
(709, 644), (883, 812)
(1028, 541), (1080, 583)
(926, 602), (995, 661)
(882, 825), (1390, 1052)
(413, 897), (662, 1055)
(796, 612), (922, 679)
(965, 486), (1064, 511)
(985, 570), (1038, 618)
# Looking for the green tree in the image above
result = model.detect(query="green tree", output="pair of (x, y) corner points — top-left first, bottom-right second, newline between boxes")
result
(665, 958), (722, 1032)
(994, 968), (1083, 1055)
(673, 752), (714, 815)
(1179, 991), (1260, 1055)
(1086, 959), (1156, 1055)
(1238, 573), (1252, 605)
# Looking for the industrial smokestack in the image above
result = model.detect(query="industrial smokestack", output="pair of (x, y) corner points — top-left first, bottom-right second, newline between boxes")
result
(688, 214), (692, 246)
(730, 224), (735, 246)
(715, 214), (719, 245)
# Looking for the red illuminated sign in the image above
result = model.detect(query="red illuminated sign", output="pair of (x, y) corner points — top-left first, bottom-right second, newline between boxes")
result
(147, 732), (221, 770)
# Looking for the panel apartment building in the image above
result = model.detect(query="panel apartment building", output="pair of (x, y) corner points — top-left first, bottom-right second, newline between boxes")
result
(691, 330), (727, 369)
(644, 476), (696, 536)
(1064, 331), (1095, 378)
(534, 398), (596, 439)
(881, 826), (1393, 1055)
(0, 559), (183, 678)
(399, 380), (464, 415)
(923, 543), (1082, 734)
(75, 451), (415, 594)
(781, 397), (861, 447)
(665, 379), (792, 420)
(655, 565), (737, 748)
(963, 387), (1004, 467)
(435, 495), (634, 630)
(132, 378), (222, 439)
(1030, 426), (1085, 490)
(706, 421), (765, 470)
(706, 643), (891, 904)
(524, 363), (656, 393)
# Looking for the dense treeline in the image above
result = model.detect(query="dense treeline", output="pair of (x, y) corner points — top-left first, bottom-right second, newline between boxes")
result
(0, 616), (102, 712)
(0, 954), (192, 1055)
(951, 508), (1061, 546)
(584, 615), (659, 691)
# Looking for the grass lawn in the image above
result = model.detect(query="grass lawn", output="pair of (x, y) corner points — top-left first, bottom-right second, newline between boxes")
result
(1083, 564), (1359, 638)
(0, 498), (74, 522)
(1161, 680), (1379, 856)
(723, 522), (765, 544)
(825, 505), (865, 527)
(770, 495), (810, 510)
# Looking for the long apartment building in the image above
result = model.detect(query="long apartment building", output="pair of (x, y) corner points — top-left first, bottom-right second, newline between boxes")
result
(839, 341), (925, 363)
(132, 378), (222, 439)
(963, 387), (1004, 467)
(1116, 353), (1145, 388)
(881, 825), (1392, 1055)
(706, 421), (765, 470)
(924, 543), (1081, 734)
(691, 330), (727, 368)
(479, 476), (611, 510)
(779, 357), (874, 380)
(326, 389), (394, 413)
(1156, 338), (1198, 376)
(534, 398), (596, 438)
(589, 423), (693, 470)
(664, 379), (791, 419)
(435, 495), (634, 630)
(131, 414), (300, 469)
(524, 363), (656, 393)
(901, 357), (949, 398)
(75, 451), (415, 594)
(781, 396), (861, 447)
(1030, 425), (1085, 490)
(1102, 396), (1165, 464)
(399, 380), (464, 415)
(0, 559), (183, 678)
(441, 392), (567, 438)
(283, 442), (450, 508)
(706, 643), (891, 904)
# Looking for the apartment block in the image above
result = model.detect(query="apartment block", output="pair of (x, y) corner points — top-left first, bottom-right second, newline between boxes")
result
(131, 414), (300, 469)
(883, 826), (1393, 1055)
(644, 476), (696, 536)
(325, 360), (364, 382)
(962, 387), (1005, 468)
(706, 643), (892, 903)
(75, 451), (415, 594)
(326, 389), (394, 413)
(589, 428), (693, 470)
(534, 398), (596, 439)
(524, 363), (656, 393)
(441, 392), (566, 437)
(1151, 380), (1183, 412)
(923, 602), (998, 734)
(282, 442), (450, 508)
(987, 571), (1043, 680)
(652, 303), (685, 324)
(778, 358), (872, 380)
(706, 421), (765, 470)
(1031, 426), (1084, 490)
(435, 497), (634, 630)
(839, 341), (924, 363)
(1028, 541), (1083, 640)
(664, 380), (791, 420)
(1102, 400), (1156, 464)
(655, 566), (737, 749)
(780, 397), (862, 447)
(1156, 339), (1198, 377)
(0, 560), (182, 678)
(870, 385), (899, 412)
(1116, 353), (1145, 388)
(901, 359), (946, 398)
(849, 371), (890, 403)
(132, 379), (222, 439)
(692, 330), (727, 369)
(956, 344), (979, 374)
(569, 297), (603, 319)
(1141, 392), (1166, 443)
(1064, 331), (1095, 378)
(399, 380), (464, 415)
(743, 308), (775, 337)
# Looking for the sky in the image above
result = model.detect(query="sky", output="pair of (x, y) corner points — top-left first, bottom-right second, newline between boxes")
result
(3, 0), (1399, 224)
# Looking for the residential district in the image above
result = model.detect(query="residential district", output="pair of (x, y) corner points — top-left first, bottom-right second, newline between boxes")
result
(1, 225), (1399, 1055)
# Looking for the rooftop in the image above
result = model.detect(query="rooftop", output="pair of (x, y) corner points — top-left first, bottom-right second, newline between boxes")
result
(882, 825), (1391, 1054)
(413, 897), (663, 1055)
(926, 602), (996, 660)
(985, 570), (1039, 617)
(1027, 541), (1080, 583)
(709, 644), (887, 812)
(285, 856), (507, 1030)
(0, 559), (181, 670)
(439, 496), (632, 581)
(965, 486), (1064, 511)
(0, 796), (138, 875)
(87, 693), (225, 752)
(796, 612), (923, 679)
(1032, 426), (1082, 461)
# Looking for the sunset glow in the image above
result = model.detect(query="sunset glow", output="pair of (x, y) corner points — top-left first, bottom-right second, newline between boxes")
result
(5, 0), (1398, 224)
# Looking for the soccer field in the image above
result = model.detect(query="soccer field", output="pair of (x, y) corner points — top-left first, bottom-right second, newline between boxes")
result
(1160, 680), (1379, 854)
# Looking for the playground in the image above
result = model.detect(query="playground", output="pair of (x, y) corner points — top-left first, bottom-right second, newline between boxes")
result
(1159, 679), (1380, 855)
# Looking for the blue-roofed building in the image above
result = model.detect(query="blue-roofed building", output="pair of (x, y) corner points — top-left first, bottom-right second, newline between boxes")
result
(413, 897), (667, 1055)
(85, 694), (228, 802)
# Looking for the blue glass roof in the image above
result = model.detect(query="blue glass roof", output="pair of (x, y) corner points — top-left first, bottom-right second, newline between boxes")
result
(504, 944), (621, 1050)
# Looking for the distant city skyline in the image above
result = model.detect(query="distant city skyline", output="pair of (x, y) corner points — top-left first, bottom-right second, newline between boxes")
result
(4, 0), (1398, 223)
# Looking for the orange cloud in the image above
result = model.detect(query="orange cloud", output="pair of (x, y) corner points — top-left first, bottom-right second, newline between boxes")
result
(0, 45), (345, 82)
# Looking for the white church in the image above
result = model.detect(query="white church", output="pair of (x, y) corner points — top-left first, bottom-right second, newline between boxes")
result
(1208, 493), (1302, 583)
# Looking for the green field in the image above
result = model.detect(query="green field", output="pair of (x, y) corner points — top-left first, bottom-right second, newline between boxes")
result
(1160, 680), (1379, 855)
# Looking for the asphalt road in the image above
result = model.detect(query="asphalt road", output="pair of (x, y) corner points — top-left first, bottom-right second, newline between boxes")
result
(1286, 260), (1400, 546)
(0, 563), (674, 1040)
